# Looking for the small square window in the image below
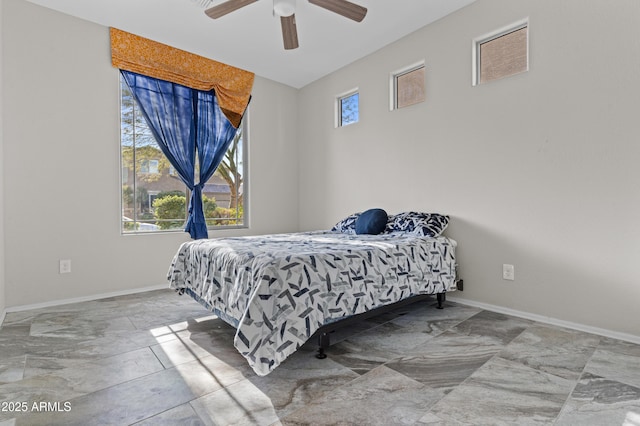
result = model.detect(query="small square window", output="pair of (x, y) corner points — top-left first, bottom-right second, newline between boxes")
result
(336, 90), (359, 127)
(473, 20), (528, 85)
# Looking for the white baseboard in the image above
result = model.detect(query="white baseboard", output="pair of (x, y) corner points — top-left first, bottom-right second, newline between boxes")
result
(0, 284), (168, 327)
(448, 296), (640, 346)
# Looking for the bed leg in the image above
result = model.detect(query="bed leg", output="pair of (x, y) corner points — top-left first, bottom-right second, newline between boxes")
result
(316, 331), (330, 359)
(436, 292), (446, 309)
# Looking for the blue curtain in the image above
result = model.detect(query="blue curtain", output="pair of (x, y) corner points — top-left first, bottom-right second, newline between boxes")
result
(121, 70), (238, 239)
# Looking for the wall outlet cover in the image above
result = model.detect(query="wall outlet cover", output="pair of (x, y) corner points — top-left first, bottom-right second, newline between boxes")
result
(503, 264), (515, 281)
(59, 259), (71, 274)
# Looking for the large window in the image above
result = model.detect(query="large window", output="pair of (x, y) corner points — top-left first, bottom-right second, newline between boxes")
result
(120, 75), (247, 233)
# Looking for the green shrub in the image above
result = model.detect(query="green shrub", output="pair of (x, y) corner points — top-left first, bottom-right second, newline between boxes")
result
(153, 194), (186, 230)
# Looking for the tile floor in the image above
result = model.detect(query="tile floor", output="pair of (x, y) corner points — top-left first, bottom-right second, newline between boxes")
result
(1, 289), (639, 425)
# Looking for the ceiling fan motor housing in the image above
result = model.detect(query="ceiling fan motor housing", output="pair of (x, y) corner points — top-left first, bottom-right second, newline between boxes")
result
(274, 0), (296, 17)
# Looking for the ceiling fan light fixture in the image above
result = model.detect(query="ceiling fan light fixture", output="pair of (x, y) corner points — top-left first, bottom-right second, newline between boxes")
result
(273, 0), (296, 17)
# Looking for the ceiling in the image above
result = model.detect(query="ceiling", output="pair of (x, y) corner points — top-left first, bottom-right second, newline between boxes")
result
(25, 0), (475, 88)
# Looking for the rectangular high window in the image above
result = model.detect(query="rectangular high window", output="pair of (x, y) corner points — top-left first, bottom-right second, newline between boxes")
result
(390, 61), (426, 110)
(473, 20), (528, 85)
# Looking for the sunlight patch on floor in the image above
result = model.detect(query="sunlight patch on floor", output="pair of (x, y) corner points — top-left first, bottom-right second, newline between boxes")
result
(624, 411), (640, 426)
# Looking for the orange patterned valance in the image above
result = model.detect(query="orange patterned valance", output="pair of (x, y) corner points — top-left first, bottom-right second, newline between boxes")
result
(110, 28), (254, 128)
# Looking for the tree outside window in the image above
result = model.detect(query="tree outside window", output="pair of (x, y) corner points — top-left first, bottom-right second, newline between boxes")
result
(338, 91), (359, 127)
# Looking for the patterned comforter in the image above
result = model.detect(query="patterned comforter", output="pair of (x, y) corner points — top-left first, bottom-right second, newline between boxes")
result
(167, 231), (457, 376)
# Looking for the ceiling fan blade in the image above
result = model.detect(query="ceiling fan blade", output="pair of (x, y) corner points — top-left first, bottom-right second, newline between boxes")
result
(281, 14), (299, 50)
(308, 0), (367, 22)
(205, 0), (258, 19)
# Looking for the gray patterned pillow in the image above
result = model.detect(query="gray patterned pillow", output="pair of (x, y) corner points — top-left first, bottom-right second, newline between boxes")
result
(331, 212), (361, 234)
(389, 211), (449, 237)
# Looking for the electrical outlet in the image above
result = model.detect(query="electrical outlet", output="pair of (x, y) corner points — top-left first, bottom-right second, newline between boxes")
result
(59, 259), (71, 274)
(503, 264), (514, 281)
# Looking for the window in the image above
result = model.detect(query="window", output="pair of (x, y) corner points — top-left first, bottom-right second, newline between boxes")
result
(336, 89), (359, 127)
(120, 75), (247, 233)
(390, 61), (426, 110)
(140, 159), (159, 174)
(473, 20), (528, 85)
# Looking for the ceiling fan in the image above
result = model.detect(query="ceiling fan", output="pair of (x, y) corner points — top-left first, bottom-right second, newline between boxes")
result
(204, 0), (368, 50)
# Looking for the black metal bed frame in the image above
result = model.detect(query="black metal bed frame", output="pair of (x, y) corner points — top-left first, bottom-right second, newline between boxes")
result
(313, 291), (446, 359)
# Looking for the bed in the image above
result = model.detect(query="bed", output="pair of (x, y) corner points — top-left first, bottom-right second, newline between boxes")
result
(167, 211), (457, 376)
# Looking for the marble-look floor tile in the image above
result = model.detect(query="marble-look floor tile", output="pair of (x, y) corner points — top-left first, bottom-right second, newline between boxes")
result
(172, 352), (255, 393)
(280, 365), (445, 426)
(0, 374), (84, 423)
(325, 320), (438, 374)
(42, 347), (163, 393)
(0, 356), (26, 384)
(0, 348), (164, 422)
(499, 324), (601, 380)
(125, 293), (214, 330)
(389, 301), (481, 335)
(0, 325), (31, 338)
(384, 332), (500, 390)
(450, 310), (532, 345)
(151, 334), (229, 369)
(67, 328), (163, 359)
(22, 355), (91, 379)
(163, 315), (232, 334)
(1, 327), (159, 362)
(419, 356), (574, 425)
(625, 411), (640, 426)
(585, 338), (640, 389)
(247, 351), (359, 418)
(555, 372), (640, 426)
(190, 379), (282, 426)
(133, 403), (205, 426)
(1, 300), (122, 327)
(15, 366), (214, 426)
(0, 333), (75, 360)
(318, 318), (382, 346)
(338, 320), (435, 353)
(29, 314), (136, 340)
(150, 325), (245, 370)
(127, 307), (216, 330)
(326, 333), (406, 375)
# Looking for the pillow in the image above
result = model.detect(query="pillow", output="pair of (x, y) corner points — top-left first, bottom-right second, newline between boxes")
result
(355, 208), (388, 235)
(384, 214), (396, 233)
(331, 212), (360, 234)
(389, 211), (449, 237)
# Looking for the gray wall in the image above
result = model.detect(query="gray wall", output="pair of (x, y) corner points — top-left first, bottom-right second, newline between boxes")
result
(0, 0), (5, 318)
(1, 0), (299, 307)
(297, 0), (640, 338)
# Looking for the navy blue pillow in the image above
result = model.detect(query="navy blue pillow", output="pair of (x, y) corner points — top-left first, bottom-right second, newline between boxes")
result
(355, 208), (388, 235)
